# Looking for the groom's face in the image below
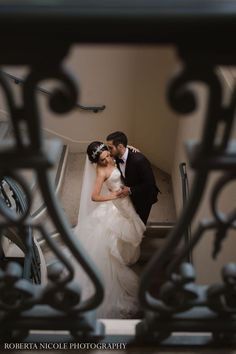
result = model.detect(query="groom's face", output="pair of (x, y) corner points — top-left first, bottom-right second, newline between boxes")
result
(106, 140), (119, 157)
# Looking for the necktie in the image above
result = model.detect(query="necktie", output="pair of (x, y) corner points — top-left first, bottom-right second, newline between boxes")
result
(117, 158), (124, 164)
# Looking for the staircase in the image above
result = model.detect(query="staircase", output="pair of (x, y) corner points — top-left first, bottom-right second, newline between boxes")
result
(1, 119), (177, 299)
(38, 152), (86, 266)
(37, 149), (177, 292)
(139, 222), (175, 264)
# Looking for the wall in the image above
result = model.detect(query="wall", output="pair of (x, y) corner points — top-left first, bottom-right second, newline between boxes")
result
(0, 45), (179, 175)
(40, 45), (137, 146)
(132, 46), (179, 173)
(53, 45), (178, 174)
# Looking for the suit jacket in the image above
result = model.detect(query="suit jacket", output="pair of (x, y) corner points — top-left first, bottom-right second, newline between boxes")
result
(116, 150), (160, 224)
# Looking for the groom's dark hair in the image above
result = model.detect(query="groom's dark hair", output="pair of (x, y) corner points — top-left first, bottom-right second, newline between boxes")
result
(106, 131), (128, 147)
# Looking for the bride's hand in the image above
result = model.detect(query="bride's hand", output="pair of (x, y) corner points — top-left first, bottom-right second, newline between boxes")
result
(110, 190), (123, 200)
(127, 144), (140, 153)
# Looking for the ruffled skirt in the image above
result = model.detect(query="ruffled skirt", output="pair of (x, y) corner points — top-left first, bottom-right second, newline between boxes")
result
(72, 197), (145, 318)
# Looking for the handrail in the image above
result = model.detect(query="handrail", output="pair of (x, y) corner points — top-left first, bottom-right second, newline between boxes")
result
(0, 118), (90, 146)
(43, 126), (90, 145)
(0, 70), (106, 114)
(179, 162), (193, 264)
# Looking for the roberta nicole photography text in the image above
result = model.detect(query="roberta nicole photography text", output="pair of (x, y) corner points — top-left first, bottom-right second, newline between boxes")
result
(3, 342), (127, 350)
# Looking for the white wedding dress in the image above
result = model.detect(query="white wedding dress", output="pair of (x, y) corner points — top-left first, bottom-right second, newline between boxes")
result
(72, 167), (146, 318)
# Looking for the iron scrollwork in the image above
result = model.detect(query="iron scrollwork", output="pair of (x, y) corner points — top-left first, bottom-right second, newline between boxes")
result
(0, 64), (105, 341)
(0, 1), (235, 347)
(138, 58), (236, 343)
(0, 176), (41, 284)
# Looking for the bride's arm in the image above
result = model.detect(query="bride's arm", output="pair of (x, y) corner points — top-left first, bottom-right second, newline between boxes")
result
(91, 169), (120, 202)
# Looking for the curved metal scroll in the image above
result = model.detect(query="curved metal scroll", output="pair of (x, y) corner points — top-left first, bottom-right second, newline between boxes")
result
(0, 176), (41, 284)
(138, 62), (236, 342)
(0, 66), (105, 340)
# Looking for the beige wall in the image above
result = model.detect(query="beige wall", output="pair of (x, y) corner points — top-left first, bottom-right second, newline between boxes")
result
(132, 47), (178, 173)
(171, 75), (236, 284)
(58, 45), (178, 173)
(41, 45), (136, 145)
(1, 46), (178, 174)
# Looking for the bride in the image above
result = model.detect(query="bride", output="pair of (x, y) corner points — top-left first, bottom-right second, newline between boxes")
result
(72, 141), (145, 318)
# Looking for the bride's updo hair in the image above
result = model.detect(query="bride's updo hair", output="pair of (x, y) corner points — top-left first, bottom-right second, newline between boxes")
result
(87, 141), (109, 163)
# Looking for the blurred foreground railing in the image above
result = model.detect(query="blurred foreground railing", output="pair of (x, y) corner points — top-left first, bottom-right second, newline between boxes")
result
(0, 0), (236, 348)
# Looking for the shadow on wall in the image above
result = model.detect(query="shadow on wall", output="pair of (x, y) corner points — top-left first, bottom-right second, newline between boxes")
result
(149, 165), (176, 224)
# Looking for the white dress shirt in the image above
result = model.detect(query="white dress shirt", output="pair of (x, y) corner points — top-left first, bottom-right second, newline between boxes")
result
(118, 148), (129, 177)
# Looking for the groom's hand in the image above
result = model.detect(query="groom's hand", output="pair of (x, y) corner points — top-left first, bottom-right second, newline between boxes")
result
(120, 186), (131, 197)
(108, 187), (130, 198)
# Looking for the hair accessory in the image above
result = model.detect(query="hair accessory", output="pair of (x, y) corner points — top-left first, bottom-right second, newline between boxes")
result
(92, 143), (105, 159)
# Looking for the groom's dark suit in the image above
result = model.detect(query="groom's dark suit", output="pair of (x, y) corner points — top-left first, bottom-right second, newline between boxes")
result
(117, 150), (160, 225)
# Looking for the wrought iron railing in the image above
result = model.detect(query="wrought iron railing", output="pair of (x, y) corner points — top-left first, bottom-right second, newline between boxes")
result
(0, 0), (236, 347)
(0, 177), (41, 284)
(179, 162), (192, 263)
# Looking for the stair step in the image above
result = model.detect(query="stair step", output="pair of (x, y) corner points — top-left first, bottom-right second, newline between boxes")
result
(138, 223), (175, 264)
(145, 222), (174, 238)
(139, 238), (166, 263)
(59, 152), (86, 227)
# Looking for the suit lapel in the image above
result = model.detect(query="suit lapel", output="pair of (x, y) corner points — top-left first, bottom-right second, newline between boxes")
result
(125, 150), (132, 182)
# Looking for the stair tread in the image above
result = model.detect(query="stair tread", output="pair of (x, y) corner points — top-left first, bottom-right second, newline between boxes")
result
(145, 223), (173, 239)
(31, 144), (67, 216)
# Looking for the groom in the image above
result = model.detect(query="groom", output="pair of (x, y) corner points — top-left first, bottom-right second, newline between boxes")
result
(106, 131), (160, 225)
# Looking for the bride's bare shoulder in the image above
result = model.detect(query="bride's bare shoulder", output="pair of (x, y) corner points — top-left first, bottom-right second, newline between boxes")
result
(96, 165), (106, 177)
